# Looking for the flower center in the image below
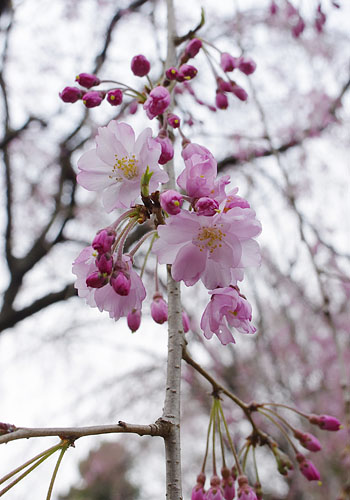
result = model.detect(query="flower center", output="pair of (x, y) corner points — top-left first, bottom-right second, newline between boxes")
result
(111, 154), (139, 181)
(196, 225), (226, 253)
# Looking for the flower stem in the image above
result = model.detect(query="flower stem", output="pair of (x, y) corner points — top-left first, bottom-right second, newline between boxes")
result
(217, 401), (242, 475)
(0, 442), (62, 486)
(257, 409), (298, 453)
(201, 404), (214, 473)
(46, 442), (69, 500)
(0, 443), (62, 496)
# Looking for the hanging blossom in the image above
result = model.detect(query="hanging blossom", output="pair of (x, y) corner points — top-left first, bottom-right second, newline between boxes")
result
(77, 121), (168, 211)
(201, 287), (256, 345)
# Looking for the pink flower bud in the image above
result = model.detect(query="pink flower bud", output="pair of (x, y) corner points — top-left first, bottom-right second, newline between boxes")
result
(167, 113), (181, 128)
(160, 190), (183, 215)
(217, 78), (233, 93)
(296, 453), (321, 482)
(185, 38), (202, 58)
(216, 92), (229, 110)
(59, 86), (83, 103)
(82, 91), (105, 108)
(237, 476), (258, 500)
(111, 271), (131, 296)
(166, 67), (178, 80)
(131, 54), (151, 77)
(309, 414), (341, 431)
(177, 64), (198, 82)
(75, 73), (100, 88)
(238, 57), (257, 75)
(232, 84), (248, 101)
(155, 135), (174, 165)
(107, 89), (123, 106)
(151, 294), (168, 324)
(195, 197), (219, 216)
(294, 430), (322, 452)
(92, 229), (116, 254)
(220, 53), (238, 72)
(191, 484), (206, 500)
(182, 311), (190, 333)
(221, 467), (235, 500)
(96, 253), (113, 275)
(86, 271), (107, 288)
(127, 309), (142, 332)
(143, 86), (171, 119)
(206, 476), (224, 500)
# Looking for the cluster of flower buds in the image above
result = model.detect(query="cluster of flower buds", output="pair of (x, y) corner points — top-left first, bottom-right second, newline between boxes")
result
(193, 397), (342, 499)
(257, 404), (342, 485)
(192, 398), (259, 500)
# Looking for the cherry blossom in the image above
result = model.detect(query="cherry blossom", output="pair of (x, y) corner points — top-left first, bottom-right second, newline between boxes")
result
(77, 121), (168, 211)
(201, 287), (256, 345)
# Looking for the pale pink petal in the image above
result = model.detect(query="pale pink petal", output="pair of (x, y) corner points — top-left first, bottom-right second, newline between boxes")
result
(172, 243), (206, 285)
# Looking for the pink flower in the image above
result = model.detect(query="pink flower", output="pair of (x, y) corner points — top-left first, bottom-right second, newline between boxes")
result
(293, 430), (322, 452)
(72, 248), (146, 320)
(296, 454), (321, 482)
(308, 414), (341, 431)
(177, 143), (218, 199)
(151, 294), (168, 324)
(143, 86), (170, 119)
(77, 121), (168, 211)
(59, 86), (83, 103)
(237, 476), (257, 500)
(75, 73), (100, 88)
(131, 54), (151, 77)
(154, 209), (261, 289)
(160, 190), (183, 215)
(201, 287), (256, 345)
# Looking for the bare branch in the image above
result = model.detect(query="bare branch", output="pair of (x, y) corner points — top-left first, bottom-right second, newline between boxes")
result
(0, 419), (170, 445)
(0, 284), (76, 333)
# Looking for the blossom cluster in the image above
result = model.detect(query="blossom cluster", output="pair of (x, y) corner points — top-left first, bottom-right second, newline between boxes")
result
(61, 36), (260, 344)
(71, 117), (260, 345)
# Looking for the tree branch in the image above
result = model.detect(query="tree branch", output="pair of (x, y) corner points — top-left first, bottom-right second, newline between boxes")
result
(0, 419), (170, 445)
(0, 284), (76, 333)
